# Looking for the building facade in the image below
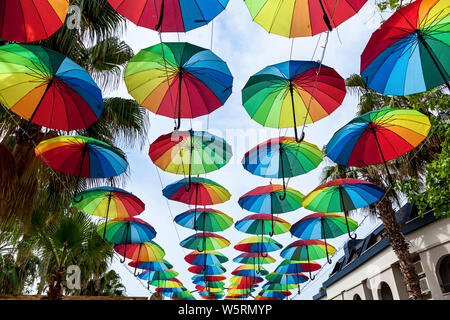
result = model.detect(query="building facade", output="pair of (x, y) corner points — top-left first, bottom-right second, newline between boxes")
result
(313, 204), (450, 300)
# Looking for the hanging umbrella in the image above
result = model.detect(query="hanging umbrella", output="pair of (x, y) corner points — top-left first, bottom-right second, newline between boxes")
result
(149, 130), (232, 190)
(72, 186), (145, 238)
(174, 208), (233, 232)
(265, 272), (308, 285)
(244, 0), (367, 37)
(229, 276), (264, 285)
(0, 44), (103, 131)
(188, 264), (226, 275)
(233, 252), (276, 265)
(242, 60), (346, 141)
(326, 108), (431, 186)
(129, 259), (173, 272)
(193, 280), (225, 288)
(361, 0), (449, 95)
(125, 42), (233, 129)
(258, 290), (291, 299)
(35, 136), (128, 199)
(185, 250), (228, 266)
(107, 0), (229, 32)
(291, 212), (358, 241)
(281, 239), (336, 278)
(234, 236), (283, 253)
(242, 137), (323, 192)
(114, 241), (165, 266)
(192, 275), (226, 282)
(261, 282), (298, 291)
(232, 265), (269, 277)
(195, 285), (224, 293)
(235, 214), (291, 236)
(97, 217), (156, 263)
(180, 232), (230, 252)
(274, 260), (321, 276)
(148, 277), (183, 288)
(0, 1), (69, 43)
(138, 270), (178, 282)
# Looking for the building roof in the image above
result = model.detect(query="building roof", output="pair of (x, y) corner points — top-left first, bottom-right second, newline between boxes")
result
(312, 203), (437, 299)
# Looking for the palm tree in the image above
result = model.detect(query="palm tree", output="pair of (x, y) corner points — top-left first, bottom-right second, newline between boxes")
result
(321, 74), (448, 300)
(77, 270), (126, 296)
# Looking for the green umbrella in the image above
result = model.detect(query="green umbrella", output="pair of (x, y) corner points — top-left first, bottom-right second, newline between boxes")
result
(174, 208), (233, 232)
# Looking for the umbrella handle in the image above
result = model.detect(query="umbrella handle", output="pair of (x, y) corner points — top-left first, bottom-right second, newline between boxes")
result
(344, 211), (357, 239)
(295, 130), (305, 144)
(155, 0), (165, 31)
(318, 0), (333, 31)
(72, 194), (84, 203)
(269, 213), (275, 237)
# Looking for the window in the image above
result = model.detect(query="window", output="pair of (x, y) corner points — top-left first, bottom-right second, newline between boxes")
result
(438, 255), (450, 294)
(378, 282), (394, 300)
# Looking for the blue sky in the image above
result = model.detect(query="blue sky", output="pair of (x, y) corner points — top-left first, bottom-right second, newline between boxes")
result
(104, 0), (393, 299)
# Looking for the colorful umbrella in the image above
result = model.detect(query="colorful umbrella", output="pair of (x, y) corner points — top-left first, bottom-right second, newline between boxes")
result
(184, 250), (228, 266)
(0, 1), (69, 43)
(242, 137), (323, 192)
(232, 265), (269, 277)
(274, 260), (321, 277)
(35, 136), (128, 199)
(233, 252), (276, 265)
(235, 214), (291, 236)
(138, 269), (178, 281)
(128, 259), (173, 272)
(281, 239), (336, 277)
(125, 42), (233, 129)
(0, 44), (103, 131)
(261, 282), (298, 291)
(361, 0), (450, 95)
(149, 130), (232, 190)
(174, 208), (233, 232)
(326, 108), (431, 186)
(192, 275), (226, 282)
(258, 290), (291, 299)
(148, 277), (183, 288)
(114, 241), (165, 265)
(188, 264), (226, 275)
(229, 276), (264, 285)
(193, 280), (225, 288)
(72, 186), (145, 238)
(242, 60), (346, 141)
(234, 236), (283, 253)
(265, 272), (308, 285)
(107, 0), (229, 32)
(244, 0), (367, 37)
(97, 217), (157, 262)
(180, 232), (230, 252)
(195, 285), (224, 293)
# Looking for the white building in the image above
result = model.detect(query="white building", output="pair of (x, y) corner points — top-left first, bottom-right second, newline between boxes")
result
(313, 203), (450, 300)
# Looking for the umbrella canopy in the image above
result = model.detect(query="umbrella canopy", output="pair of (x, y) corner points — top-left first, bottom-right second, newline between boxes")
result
(195, 285), (225, 293)
(244, 0), (367, 37)
(192, 275), (226, 282)
(148, 278), (183, 288)
(326, 108), (431, 185)
(0, 44), (103, 131)
(192, 280), (225, 287)
(125, 42), (233, 129)
(281, 239), (336, 273)
(234, 236), (283, 253)
(107, 0), (229, 32)
(163, 177), (231, 206)
(291, 212), (358, 240)
(72, 187), (144, 219)
(361, 0), (449, 95)
(180, 232), (230, 251)
(235, 214), (291, 236)
(262, 282), (298, 291)
(242, 137), (323, 180)
(188, 264), (226, 275)
(174, 208), (233, 232)
(138, 269), (179, 281)
(242, 60), (346, 141)
(274, 260), (321, 274)
(233, 252), (276, 265)
(184, 250), (229, 266)
(0, 1), (69, 43)
(265, 272), (308, 284)
(149, 130), (232, 186)
(232, 265), (269, 277)
(258, 290), (291, 299)
(114, 241), (165, 262)
(129, 259), (173, 271)
(238, 184), (304, 213)
(229, 276), (264, 285)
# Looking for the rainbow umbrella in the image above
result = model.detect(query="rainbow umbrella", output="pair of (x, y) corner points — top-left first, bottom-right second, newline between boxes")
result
(174, 208), (233, 232)
(258, 290), (291, 299)
(232, 265), (269, 277)
(0, 44), (103, 131)
(261, 282), (298, 291)
(0, 1), (69, 43)
(242, 137), (323, 193)
(193, 280), (225, 288)
(114, 241), (165, 265)
(107, 0), (229, 32)
(266, 272), (308, 287)
(234, 236), (283, 253)
(361, 0), (449, 95)
(97, 217), (156, 262)
(326, 108), (431, 186)
(229, 276), (264, 285)
(149, 130), (232, 190)
(128, 259), (173, 272)
(242, 60), (346, 141)
(125, 42), (233, 129)
(274, 260), (321, 280)
(244, 0), (367, 37)
(180, 232), (230, 252)
(233, 252), (276, 265)
(72, 186), (145, 238)
(235, 214), (291, 236)
(35, 136), (128, 199)
(195, 285), (224, 293)
(185, 250), (228, 266)
(138, 269), (178, 282)
(188, 264), (226, 275)
(148, 277), (183, 288)
(192, 275), (226, 282)
(281, 239), (336, 277)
